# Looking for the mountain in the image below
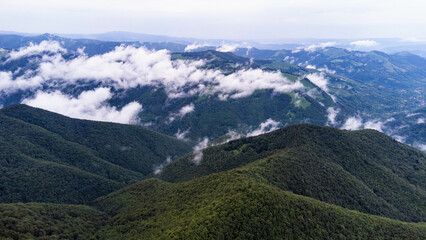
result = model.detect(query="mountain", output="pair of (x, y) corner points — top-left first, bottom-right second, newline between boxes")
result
(94, 170), (425, 239)
(160, 124), (426, 222)
(0, 104), (191, 204)
(0, 33), (136, 56)
(57, 31), (198, 45)
(0, 34), (424, 152)
(235, 47), (425, 115)
(92, 124), (426, 238)
(1, 124), (425, 239)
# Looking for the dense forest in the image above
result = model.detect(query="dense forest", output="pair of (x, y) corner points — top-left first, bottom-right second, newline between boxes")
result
(0, 104), (191, 203)
(0, 106), (424, 239)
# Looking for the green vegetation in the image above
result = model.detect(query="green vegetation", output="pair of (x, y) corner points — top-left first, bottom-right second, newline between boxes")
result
(237, 47), (426, 117)
(0, 104), (191, 203)
(94, 169), (426, 239)
(160, 124), (426, 222)
(0, 203), (105, 240)
(0, 107), (425, 239)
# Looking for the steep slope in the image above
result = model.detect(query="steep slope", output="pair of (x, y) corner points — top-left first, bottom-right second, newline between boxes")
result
(94, 169), (426, 239)
(0, 104), (191, 203)
(160, 124), (426, 222)
(0, 124), (425, 239)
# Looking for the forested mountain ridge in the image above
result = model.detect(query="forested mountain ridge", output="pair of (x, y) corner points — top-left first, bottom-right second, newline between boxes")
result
(0, 120), (425, 239)
(0, 34), (425, 239)
(0, 34), (424, 151)
(0, 104), (191, 204)
(160, 124), (426, 222)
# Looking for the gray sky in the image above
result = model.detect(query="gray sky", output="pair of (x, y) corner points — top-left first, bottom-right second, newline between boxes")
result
(1, 0), (426, 40)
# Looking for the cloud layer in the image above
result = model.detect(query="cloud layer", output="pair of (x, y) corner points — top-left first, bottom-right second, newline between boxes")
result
(0, 41), (305, 124)
(2, 41), (303, 99)
(246, 119), (280, 137)
(341, 116), (384, 132)
(306, 72), (336, 102)
(350, 40), (378, 47)
(23, 87), (142, 124)
(8, 41), (67, 60)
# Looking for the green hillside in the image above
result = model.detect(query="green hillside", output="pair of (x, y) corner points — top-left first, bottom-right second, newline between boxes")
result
(94, 167), (426, 239)
(0, 123), (425, 239)
(0, 104), (191, 204)
(160, 124), (426, 222)
(0, 203), (105, 240)
(236, 47), (426, 117)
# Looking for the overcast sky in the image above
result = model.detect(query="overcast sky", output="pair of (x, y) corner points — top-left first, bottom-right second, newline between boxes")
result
(1, 0), (426, 40)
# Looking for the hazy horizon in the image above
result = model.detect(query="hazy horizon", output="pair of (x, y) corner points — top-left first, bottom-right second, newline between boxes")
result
(2, 0), (426, 41)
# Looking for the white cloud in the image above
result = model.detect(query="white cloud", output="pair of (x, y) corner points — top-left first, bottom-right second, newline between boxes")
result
(22, 87), (142, 124)
(406, 113), (420, 117)
(168, 103), (195, 123)
(178, 103), (195, 117)
(2, 42), (304, 101)
(412, 142), (426, 152)
(216, 43), (240, 52)
(326, 107), (339, 125)
(350, 40), (378, 47)
(393, 135), (406, 143)
(175, 129), (190, 140)
(364, 119), (384, 132)
(294, 42), (337, 53)
(224, 130), (244, 142)
(193, 137), (209, 164)
(247, 119), (280, 137)
(154, 156), (172, 175)
(341, 116), (384, 132)
(8, 41), (67, 60)
(318, 65), (336, 75)
(341, 116), (363, 130)
(216, 69), (304, 99)
(306, 72), (329, 92)
(184, 43), (210, 52)
(305, 65), (316, 69)
(306, 72), (336, 102)
(0, 71), (45, 94)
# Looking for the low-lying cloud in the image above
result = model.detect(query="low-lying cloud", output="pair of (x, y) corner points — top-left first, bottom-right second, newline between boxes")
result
(175, 129), (190, 140)
(293, 42), (337, 53)
(341, 116), (363, 130)
(2, 41), (303, 99)
(154, 156), (172, 175)
(247, 119), (280, 137)
(364, 119), (384, 132)
(341, 116), (384, 132)
(326, 107), (339, 125)
(216, 43), (240, 52)
(8, 41), (66, 60)
(184, 43), (210, 52)
(0, 41), (306, 124)
(306, 72), (336, 102)
(168, 103), (195, 123)
(191, 118), (281, 164)
(413, 142), (426, 152)
(192, 137), (209, 164)
(350, 40), (378, 47)
(23, 87), (142, 124)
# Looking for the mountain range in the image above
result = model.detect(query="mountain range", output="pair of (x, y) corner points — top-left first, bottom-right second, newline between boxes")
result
(0, 33), (423, 151)
(0, 104), (191, 204)
(0, 106), (425, 239)
(0, 32), (425, 239)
